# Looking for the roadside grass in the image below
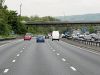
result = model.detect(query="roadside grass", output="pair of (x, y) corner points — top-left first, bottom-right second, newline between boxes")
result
(0, 35), (18, 39)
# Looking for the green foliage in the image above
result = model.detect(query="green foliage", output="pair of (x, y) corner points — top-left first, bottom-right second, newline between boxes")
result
(0, 4), (60, 36)
(21, 15), (59, 22)
(88, 26), (95, 33)
(0, 21), (10, 35)
(21, 16), (60, 34)
(0, 5), (27, 35)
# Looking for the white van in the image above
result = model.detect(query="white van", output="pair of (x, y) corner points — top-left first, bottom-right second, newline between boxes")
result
(52, 31), (60, 41)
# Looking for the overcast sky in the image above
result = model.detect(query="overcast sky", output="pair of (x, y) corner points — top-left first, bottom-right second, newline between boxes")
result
(4, 0), (100, 17)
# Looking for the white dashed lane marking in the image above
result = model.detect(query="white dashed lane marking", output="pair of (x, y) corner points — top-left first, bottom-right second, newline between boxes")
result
(23, 48), (25, 49)
(70, 66), (77, 71)
(17, 54), (20, 57)
(57, 53), (60, 56)
(62, 58), (66, 62)
(20, 50), (23, 53)
(53, 50), (56, 52)
(12, 60), (16, 63)
(4, 69), (9, 73)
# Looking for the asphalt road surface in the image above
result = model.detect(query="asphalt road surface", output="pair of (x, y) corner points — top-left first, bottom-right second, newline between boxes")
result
(0, 39), (100, 75)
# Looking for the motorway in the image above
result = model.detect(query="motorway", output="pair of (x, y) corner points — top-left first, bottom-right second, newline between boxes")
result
(0, 39), (100, 75)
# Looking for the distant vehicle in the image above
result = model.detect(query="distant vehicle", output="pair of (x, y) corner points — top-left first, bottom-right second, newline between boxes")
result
(61, 34), (66, 38)
(72, 34), (79, 39)
(36, 36), (45, 43)
(83, 34), (91, 41)
(78, 34), (84, 38)
(24, 33), (32, 41)
(45, 35), (49, 39)
(52, 31), (60, 41)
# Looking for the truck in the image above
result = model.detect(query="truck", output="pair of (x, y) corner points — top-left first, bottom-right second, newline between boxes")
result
(52, 31), (60, 41)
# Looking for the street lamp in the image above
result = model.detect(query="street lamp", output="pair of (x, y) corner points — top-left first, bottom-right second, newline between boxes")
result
(20, 3), (22, 16)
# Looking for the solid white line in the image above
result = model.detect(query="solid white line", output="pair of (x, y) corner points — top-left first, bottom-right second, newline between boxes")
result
(12, 60), (16, 63)
(62, 58), (66, 61)
(72, 44), (100, 55)
(61, 40), (100, 56)
(17, 54), (20, 56)
(4, 69), (9, 73)
(70, 66), (77, 71)
(0, 43), (8, 48)
(57, 53), (60, 56)
(0, 40), (23, 48)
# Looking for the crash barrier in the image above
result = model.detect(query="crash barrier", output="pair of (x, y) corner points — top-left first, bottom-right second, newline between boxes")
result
(71, 38), (100, 47)
(0, 38), (16, 41)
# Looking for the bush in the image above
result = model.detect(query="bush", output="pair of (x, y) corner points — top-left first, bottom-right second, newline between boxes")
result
(0, 20), (11, 35)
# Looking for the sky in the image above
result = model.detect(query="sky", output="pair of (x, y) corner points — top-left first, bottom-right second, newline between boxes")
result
(4, 0), (100, 17)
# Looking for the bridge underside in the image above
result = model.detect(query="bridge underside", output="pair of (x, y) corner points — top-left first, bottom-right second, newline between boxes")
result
(25, 22), (100, 34)
(25, 22), (100, 27)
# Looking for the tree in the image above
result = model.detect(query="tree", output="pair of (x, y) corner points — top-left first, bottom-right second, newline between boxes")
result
(7, 10), (27, 34)
(0, 19), (11, 35)
(0, 5), (27, 35)
(88, 26), (95, 33)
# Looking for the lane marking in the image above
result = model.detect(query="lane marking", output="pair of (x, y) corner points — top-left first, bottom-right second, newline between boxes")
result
(0, 40), (23, 48)
(0, 43), (9, 48)
(70, 66), (77, 71)
(62, 58), (66, 61)
(17, 54), (20, 57)
(23, 48), (25, 49)
(12, 60), (16, 63)
(53, 50), (56, 52)
(20, 50), (23, 53)
(57, 53), (60, 56)
(4, 69), (9, 73)
(61, 40), (100, 56)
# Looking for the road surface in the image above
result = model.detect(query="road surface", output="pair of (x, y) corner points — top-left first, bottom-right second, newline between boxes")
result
(0, 39), (100, 75)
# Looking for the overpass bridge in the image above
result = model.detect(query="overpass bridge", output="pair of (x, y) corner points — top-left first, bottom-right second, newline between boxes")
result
(24, 21), (100, 32)
(25, 21), (100, 27)
(25, 21), (100, 32)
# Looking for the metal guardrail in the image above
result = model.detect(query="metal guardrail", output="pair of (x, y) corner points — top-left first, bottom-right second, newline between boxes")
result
(69, 38), (100, 47)
(0, 38), (16, 41)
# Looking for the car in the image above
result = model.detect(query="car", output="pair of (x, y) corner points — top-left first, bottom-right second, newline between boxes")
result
(36, 36), (45, 43)
(24, 33), (32, 41)
(52, 31), (60, 41)
(61, 34), (67, 38)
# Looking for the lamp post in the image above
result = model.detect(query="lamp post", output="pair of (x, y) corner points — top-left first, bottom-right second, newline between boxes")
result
(20, 3), (22, 16)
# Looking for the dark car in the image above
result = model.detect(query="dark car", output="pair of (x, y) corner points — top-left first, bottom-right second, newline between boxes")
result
(36, 36), (45, 43)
